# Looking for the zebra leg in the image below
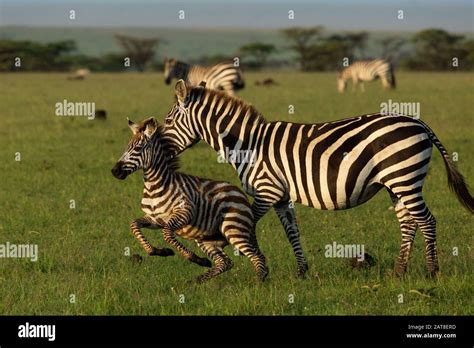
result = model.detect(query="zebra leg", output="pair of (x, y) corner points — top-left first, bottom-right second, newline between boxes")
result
(251, 195), (276, 223)
(130, 217), (174, 256)
(360, 83), (365, 92)
(194, 242), (234, 283)
(381, 77), (390, 89)
(162, 227), (212, 267)
(274, 201), (309, 277)
(392, 198), (418, 276)
(352, 78), (359, 92)
(394, 193), (439, 277)
(221, 221), (268, 282)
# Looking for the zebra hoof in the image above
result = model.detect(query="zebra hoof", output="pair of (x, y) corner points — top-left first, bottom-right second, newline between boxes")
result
(188, 254), (212, 267)
(149, 247), (174, 257)
(196, 257), (212, 268)
(194, 276), (209, 284)
(427, 267), (439, 279)
(392, 270), (406, 278)
(296, 263), (309, 278)
(257, 270), (269, 282)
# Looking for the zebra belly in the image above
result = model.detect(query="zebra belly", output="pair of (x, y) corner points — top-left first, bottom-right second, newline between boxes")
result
(176, 224), (221, 241)
(358, 72), (379, 81)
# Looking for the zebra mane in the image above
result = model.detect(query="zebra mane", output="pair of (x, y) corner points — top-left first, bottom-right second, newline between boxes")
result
(190, 86), (266, 126)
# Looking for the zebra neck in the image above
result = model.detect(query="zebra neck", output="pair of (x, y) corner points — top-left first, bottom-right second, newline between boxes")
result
(177, 62), (190, 80)
(143, 153), (174, 187)
(341, 67), (351, 80)
(202, 113), (263, 168)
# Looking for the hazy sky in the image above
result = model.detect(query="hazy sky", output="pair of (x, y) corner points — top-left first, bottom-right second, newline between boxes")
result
(0, 0), (472, 32)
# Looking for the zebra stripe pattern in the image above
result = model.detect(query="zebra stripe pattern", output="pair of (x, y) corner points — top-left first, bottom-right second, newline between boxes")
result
(164, 58), (245, 95)
(337, 59), (396, 92)
(162, 80), (474, 277)
(111, 117), (268, 283)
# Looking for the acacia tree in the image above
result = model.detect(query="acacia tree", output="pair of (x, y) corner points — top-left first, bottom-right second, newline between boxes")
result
(281, 27), (322, 70)
(344, 32), (368, 58)
(115, 35), (160, 72)
(239, 42), (276, 68)
(379, 36), (404, 61)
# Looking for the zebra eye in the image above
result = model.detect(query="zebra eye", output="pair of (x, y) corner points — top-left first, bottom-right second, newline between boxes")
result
(165, 117), (174, 126)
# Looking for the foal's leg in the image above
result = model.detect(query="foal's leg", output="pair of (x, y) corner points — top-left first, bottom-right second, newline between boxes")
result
(130, 217), (174, 256)
(194, 241), (234, 283)
(162, 226), (212, 267)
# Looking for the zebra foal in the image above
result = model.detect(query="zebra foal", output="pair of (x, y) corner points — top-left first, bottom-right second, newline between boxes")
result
(111, 118), (268, 283)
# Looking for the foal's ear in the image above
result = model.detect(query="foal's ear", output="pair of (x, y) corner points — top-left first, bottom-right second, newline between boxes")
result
(198, 80), (207, 88)
(143, 117), (158, 139)
(127, 118), (140, 135)
(175, 79), (188, 103)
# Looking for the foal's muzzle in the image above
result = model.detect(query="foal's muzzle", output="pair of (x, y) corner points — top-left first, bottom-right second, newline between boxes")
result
(111, 162), (128, 180)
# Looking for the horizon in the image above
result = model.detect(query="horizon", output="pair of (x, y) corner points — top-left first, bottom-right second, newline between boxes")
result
(0, 0), (472, 32)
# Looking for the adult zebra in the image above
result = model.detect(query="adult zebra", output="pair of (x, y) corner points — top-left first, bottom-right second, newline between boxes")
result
(163, 58), (245, 95)
(111, 117), (268, 283)
(162, 80), (474, 278)
(337, 59), (396, 92)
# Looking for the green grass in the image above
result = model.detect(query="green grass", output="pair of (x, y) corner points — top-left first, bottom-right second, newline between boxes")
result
(0, 71), (473, 315)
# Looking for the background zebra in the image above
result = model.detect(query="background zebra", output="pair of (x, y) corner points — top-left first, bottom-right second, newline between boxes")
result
(163, 58), (245, 95)
(337, 59), (396, 92)
(162, 80), (474, 278)
(111, 117), (268, 283)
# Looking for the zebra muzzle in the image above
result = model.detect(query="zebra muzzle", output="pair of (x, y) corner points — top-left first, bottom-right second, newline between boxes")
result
(111, 162), (128, 180)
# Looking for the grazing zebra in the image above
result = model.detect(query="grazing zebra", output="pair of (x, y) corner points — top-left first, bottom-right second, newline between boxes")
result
(162, 80), (474, 278)
(163, 58), (245, 95)
(337, 59), (396, 92)
(111, 117), (268, 283)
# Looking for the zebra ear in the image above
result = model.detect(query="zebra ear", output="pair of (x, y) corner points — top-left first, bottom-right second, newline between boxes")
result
(127, 118), (140, 135)
(198, 80), (207, 88)
(175, 79), (188, 102)
(143, 117), (158, 139)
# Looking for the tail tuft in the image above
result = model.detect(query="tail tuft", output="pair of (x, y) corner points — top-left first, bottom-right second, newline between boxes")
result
(444, 158), (474, 214)
(421, 119), (474, 214)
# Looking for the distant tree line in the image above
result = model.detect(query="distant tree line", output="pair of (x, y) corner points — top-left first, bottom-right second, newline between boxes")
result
(0, 28), (473, 72)
(281, 27), (474, 71)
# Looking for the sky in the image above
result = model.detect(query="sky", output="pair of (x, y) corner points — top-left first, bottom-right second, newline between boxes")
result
(0, 0), (473, 32)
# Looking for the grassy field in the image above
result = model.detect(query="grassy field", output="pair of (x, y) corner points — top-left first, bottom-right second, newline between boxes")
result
(0, 71), (473, 315)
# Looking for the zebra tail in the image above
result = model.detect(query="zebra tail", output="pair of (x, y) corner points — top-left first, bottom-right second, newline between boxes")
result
(390, 65), (396, 88)
(420, 120), (474, 213)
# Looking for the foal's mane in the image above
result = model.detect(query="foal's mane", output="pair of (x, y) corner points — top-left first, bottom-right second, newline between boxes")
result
(150, 124), (181, 172)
